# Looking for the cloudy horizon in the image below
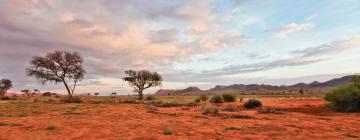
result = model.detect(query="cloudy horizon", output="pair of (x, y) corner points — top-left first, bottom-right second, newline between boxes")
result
(1, 0), (360, 95)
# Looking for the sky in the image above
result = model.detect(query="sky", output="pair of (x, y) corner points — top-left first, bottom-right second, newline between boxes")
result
(0, 0), (360, 95)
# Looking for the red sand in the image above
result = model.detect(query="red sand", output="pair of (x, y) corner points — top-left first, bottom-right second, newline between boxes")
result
(0, 98), (359, 140)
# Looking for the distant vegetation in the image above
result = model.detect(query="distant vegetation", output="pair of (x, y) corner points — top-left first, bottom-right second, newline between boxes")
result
(210, 95), (224, 103)
(222, 93), (236, 102)
(0, 79), (12, 96)
(325, 75), (360, 112)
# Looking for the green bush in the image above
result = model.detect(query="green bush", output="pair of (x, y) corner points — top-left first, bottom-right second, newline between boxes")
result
(194, 98), (201, 102)
(42, 92), (52, 96)
(222, 93), (236, 102)
(244, 99), (262, 109)
(163, 130), (173, 135)
(325, 84), (360, 112)
(199, 94), (208, 101)
(210, 95), (224, 103)
(202, 106), (219, 115)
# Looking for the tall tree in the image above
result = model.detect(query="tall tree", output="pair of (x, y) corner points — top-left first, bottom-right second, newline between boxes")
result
(123, 70), (162, 100)
(27, 51), (85, 99)
(0, 79), (12, 96)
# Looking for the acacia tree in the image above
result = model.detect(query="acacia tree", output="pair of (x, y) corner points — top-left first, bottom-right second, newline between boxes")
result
(0, 79), (12, 96)
(123, 70), (162, 100)
(26, 51), (85, 99)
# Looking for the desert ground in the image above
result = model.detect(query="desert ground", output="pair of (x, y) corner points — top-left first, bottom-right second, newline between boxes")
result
(0, 96), (359, 140)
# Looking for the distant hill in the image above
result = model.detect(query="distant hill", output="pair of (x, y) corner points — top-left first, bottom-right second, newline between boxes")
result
(154, 86), (202, 96)
(154, 75), (355, 95)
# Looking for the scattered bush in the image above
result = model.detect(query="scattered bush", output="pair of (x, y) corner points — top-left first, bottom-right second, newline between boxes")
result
(222, 105), (240, 112)
(202, 106), (219, 115)
(0, 96), (11, 100)
(186, 102), (198, 107)
(60, 96), (83, 103)
(222, 93), (236, 102)
(163, 130), (173, 135)
(199, 94), (208, 101)
(325, 84), (360, 112)
(42, 92), (52, 96)
(46, 125), (57, 130)
(121, 98), (138, 104)
(158, 102), (180, 107)
(222, 114), (254, 119)
(145, 95), (156, 100)
(210, 95), (224, 103)
(145, 104), (158, 112)
(194, 98), (201, 103)
(244, 99), (262, 109)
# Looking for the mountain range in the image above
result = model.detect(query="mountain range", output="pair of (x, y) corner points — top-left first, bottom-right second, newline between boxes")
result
(154, 75), (354, 96)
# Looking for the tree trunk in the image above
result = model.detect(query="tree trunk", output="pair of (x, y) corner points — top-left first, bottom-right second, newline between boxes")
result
(138, 90), (143, 100)
(62, 80), (73, 99)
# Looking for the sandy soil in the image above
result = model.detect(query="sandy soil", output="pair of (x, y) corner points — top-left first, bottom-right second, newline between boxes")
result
(0, 98), (359, 140)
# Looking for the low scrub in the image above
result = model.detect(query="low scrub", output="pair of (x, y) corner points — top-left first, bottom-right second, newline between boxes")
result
(158, 102), (180, 107)
(0, 96), (11, 100)
(244, 99), (262, 109)
(199, 94), (209, 101)
(325, 84), (360, 112)
(222, 93), (236, 102)
(257, 108), (283, 114)
(60, 96), (83, 103)
(145, 95), (156, 101)
(210, 95), (224, 103)
(222, 105), (240, 112)
(202, 106), (219, 115)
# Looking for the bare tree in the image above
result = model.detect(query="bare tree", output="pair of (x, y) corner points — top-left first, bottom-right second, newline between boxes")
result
(123, 70), (162, 100)
(0, 79), (12, 96)
(27, 51), (85, 99)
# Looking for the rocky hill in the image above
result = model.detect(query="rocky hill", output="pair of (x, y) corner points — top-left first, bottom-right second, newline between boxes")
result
(153, 75), (355, 95)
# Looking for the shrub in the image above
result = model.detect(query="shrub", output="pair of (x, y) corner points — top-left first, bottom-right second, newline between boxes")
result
(60, 96), (83, 103)
(194, 98), (201, 103)
(0, 96), (11, 100)
(222, 93), (236, 102)
(325, 84), (360, 112)
(244, 99), (262, 109)
(42, 92), (52, 96)
(199, 94), (208, 101)
(202, 106), (219, 115)
(163, 130), (172, 135)
(210, 95), (224, 103)
(145, 95), (156, 100)
(46, 125), (57, 130)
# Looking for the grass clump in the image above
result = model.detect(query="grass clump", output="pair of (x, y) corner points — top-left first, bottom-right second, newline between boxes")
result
(244, 99), (262, 109)
(163, 130), (173, 135)
(60, 96), (83, 103)
(145, 95), (156, 101)
(325, 82), (360, 112)
(1, 96), (11, 100)
(199, 94), (209, 101)
(202, 106), (219, 115)
(222, 93), (236, 102)
(0, 122), (7, 126)
(210, 95), (224, 103)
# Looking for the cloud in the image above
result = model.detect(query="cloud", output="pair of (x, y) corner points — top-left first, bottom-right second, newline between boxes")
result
(274, 22), (314, 38)
(0, 0), (249, 93)
(292, 36), (360, 57)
